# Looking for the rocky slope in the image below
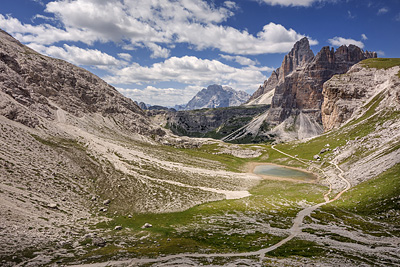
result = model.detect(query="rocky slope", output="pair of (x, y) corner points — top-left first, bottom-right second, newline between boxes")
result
(301, 58), (400, 187)
(0, 29), (261, 262)
(246, 71), (277, 105)
(184, 84), (249, 110)
(240, 38), (377, 142)
(322, 59), (400, 130)
(0, 30), (162, 137)
(319, 58), (400, 186)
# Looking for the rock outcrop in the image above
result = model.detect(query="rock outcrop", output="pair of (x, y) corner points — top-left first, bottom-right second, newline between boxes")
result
(268, 43), (377, 125)
(185, 84), (249, 110)
(246, 37), (314, 106)
(322, 61), (400, 131)
(243, 38), (377, 141)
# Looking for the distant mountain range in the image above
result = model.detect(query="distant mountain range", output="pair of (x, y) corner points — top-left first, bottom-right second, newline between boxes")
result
(138, 84), (250, 111)
(184, 84), (249, 110)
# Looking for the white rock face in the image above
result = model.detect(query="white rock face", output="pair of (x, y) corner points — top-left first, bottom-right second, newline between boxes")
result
(184, 84), (250, 110)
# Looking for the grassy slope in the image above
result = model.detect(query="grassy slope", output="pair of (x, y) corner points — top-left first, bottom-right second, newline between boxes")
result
(78, 143), (324, 263)
(361, 58), (400, 77)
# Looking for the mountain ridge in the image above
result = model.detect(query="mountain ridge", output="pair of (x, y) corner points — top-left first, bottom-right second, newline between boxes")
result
(184, 84), (249, 110)
(238, 38), (377, 142)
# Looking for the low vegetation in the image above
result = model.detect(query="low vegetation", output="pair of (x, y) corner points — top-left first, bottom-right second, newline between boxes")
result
(361, 58), (400, 77)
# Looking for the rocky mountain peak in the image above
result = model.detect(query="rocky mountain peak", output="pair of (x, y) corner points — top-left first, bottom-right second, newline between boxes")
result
(280, 37), (314, 79)
(243, 39), (378, 141)
(313, 45), (377, 71)
(246, 38), (313, 106)
(184, 84), (249, 110)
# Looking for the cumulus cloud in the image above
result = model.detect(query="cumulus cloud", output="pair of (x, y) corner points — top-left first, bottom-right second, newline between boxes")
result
(28, 43), (122, 66)
(118, 53), (132, 62)
(328, 37), (364, 48)
(0, 0), (316, 55)
(104, 56), (267, 91)
(224, 1), (238, 9)
(377, 7), (389, 15)
(147, 43), (171, 59)
(117, 85), (201, 106)
(220, 54), (258, 66)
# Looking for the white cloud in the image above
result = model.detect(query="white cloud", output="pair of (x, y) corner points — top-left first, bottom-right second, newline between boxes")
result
(147, 43), (171, 59)
(244, 65), (276, 72)
(28, 43), (122, 66)
(328, 37), (364, 48)
(118, 53), (132, 61)
(377, 7), (389, 15)
(361, 34), (368, 40)
(0, 1), (317, 55)
(32, 14), (56, 22)
(0, 14), (99, 45)
(117, 85), (201, 106)
(224, 1), (238, 9)
(173, 22), (317, 54)
(104, 56), (267, 91)
(220, 54), (258, 66)
(257, 0), (323, 7)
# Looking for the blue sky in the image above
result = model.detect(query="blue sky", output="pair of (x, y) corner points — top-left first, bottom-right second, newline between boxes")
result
(1, 0), (399, 106)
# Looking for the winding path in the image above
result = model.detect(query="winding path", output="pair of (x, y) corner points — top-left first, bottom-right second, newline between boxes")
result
(76, 145), (352, 267)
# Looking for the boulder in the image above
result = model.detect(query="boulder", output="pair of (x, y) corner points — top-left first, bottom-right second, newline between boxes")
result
(141, 223), (153, 229)
(92, 237), (106, 247)
(48, 203), (58, 209)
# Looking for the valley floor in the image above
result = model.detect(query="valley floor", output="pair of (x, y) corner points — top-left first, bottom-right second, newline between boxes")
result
(1, 103), (400, 266)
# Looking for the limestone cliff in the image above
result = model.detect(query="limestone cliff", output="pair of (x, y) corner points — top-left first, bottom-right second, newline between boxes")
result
(247, 37), (314, 105)
(269, 44), (377, 125)
(243, 38), (377, 141)
(246, 71), (278, 105)
(322, 60), (400, 131)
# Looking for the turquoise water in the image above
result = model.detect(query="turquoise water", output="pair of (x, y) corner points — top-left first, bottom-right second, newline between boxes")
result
(253, 164), (315, 179)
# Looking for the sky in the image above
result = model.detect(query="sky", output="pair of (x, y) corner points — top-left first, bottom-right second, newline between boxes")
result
(0, 0), (399, 106)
